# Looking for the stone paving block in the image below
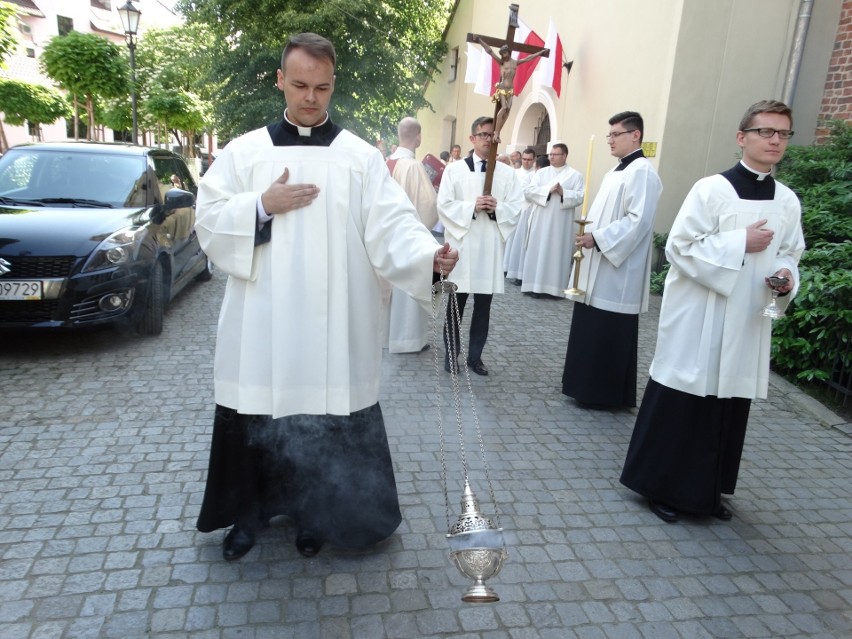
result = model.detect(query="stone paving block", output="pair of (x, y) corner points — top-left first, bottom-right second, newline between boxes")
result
(115, 587), (151, 612)
(102, 611), (149, 639)
(66, 615), (106, 639)
(184, 604), (217, 631)
(249, 599), (282, 624)
(150, 607), (187, 633)
(80, 592), (116, 618)
(389, 587), (428, 612)
(318, 594), (349, 616)
(350, 613), (385, 639)
(218, 601), (250, 627)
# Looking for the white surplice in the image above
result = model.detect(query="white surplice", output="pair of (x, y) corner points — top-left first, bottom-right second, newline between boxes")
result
(437, 157), (524, 294)
(650, 174), (804, 399)
(575, 156), (662, 313)
(385, 147), (438, 353)
(503, 166), (536, 280)
(521, 165), (585, 296)
(195, 126), (440, 418)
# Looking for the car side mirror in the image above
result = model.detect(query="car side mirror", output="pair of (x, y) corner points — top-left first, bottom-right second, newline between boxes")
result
(164, 187), (195, 212)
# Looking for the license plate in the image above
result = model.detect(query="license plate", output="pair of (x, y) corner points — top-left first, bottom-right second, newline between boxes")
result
(0, 280), (43, 300)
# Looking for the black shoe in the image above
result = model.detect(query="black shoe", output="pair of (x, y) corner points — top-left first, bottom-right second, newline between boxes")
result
(295, 530), (324, 557)
(468, 359), (489, 376)
(444, 359), (459, 374)
(223, 524), (256, 561)
(649, 500), (678, 523)
(712, 504), (733, 521)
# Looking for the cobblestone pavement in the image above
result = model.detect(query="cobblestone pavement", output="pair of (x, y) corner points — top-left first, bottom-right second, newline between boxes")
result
(0, 270), (850, 639)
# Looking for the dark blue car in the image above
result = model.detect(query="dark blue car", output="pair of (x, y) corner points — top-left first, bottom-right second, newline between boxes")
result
(0, 142), (212, 334)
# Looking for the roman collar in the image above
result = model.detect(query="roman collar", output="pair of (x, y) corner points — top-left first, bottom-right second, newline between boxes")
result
(267, 111), (342, 147)
(615, 148), (644, 172)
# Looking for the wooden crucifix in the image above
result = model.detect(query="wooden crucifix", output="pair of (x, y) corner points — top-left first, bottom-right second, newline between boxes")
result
(467, 3), (549, 195)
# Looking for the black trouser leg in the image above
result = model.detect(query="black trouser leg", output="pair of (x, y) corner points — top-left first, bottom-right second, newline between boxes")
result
(444, 292), (469, 366)
(467, 293), (492, 364)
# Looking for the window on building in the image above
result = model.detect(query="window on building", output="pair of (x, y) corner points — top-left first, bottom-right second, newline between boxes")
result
(448, 47), (459, 83)
(91, 0), (112, 9)
(66, 118), (89, 140)
(57, 15), (73, 36)
(25, 48), (35, 58)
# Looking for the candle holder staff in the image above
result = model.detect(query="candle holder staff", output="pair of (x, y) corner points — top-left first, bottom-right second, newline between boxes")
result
(564, 135), (595, 299)
(561, 111), (662, 410)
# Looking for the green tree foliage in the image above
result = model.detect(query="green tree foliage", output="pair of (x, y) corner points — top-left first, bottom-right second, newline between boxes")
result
(99, 97), (133, 141)
(175, 0), (451, 142)
(145, 85), (207, 152)
(0, 79), (70, 149)
(39, 31), (129, 140)
(0, 1), (19, 67)
(134, 23), (215, 151)
(772, 120), (852, 387)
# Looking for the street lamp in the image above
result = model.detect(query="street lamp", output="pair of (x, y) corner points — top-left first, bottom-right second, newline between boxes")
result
(117, 0), (141, 144)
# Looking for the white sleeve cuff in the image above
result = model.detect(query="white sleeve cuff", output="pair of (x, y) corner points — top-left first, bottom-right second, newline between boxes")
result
(257, 194), (274, 224)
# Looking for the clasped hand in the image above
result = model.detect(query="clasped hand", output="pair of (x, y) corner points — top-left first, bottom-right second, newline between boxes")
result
(475, 194), (497, 217)
(261, 168), (320, 215)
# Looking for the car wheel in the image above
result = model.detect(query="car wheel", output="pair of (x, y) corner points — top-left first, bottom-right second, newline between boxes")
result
(195, 256), (214, 282)
(137, 260), (165, 335)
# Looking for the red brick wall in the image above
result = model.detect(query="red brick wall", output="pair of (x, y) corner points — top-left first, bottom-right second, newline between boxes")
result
(816, 0), (852, 140)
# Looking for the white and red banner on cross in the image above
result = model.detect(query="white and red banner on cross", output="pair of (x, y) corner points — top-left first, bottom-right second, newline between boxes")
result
(464, 18), (565, 98)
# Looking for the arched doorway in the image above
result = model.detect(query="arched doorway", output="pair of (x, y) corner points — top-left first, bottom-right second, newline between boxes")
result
(512, 100), (554, 161)
(533, 113), (551, 158)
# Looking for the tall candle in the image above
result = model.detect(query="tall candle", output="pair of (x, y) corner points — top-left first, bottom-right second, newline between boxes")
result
(580, 134), (594, 219)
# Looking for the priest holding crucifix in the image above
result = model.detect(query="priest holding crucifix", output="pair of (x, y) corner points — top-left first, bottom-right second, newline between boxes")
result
(438, 116), (524, 376)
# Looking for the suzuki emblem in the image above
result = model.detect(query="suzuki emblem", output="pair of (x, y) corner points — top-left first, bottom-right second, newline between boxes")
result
(0, 258), (10, 276)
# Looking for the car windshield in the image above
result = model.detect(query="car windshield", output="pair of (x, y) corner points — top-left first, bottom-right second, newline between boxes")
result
(0, 148), (148, 208)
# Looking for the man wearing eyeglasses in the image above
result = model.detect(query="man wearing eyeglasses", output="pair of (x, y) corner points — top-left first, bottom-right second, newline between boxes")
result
(620, 100), (805, 524)
(438, 116), (525, 376)
(562, 111), (662, 409)
(521, 143), (584, 298)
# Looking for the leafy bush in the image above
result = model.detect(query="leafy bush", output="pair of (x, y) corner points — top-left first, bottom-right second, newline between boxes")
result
(772, 120), (852, 384)
(650, 263), (669, 295)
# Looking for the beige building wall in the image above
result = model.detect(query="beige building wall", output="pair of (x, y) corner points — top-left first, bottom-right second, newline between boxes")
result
(657, 0), (842, 227)
(418, 0), (841, 232)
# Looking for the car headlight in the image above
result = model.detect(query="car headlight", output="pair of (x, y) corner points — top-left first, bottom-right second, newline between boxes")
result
(81, 227), (145, 273)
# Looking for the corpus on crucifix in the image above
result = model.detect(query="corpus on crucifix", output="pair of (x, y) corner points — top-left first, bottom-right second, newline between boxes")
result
(471, 36), (548, 145)
(466, 3), (549, 195)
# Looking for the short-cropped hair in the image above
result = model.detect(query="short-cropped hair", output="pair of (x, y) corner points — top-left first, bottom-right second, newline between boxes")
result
(609, 111), (644, 142)
(281, 32), (336, 70)
(738, 100), (793, 131)
(471, 116), (494, 135)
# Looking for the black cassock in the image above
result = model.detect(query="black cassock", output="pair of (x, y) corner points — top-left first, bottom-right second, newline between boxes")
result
(196, 403), (402, 548)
